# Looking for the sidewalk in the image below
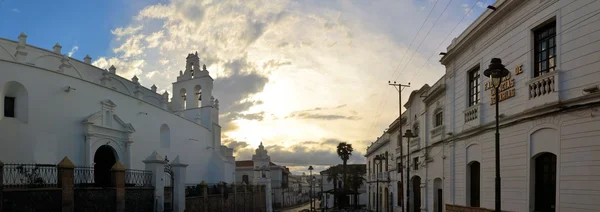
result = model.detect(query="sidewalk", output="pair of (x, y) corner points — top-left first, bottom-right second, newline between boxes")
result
(280, 200), (320, 212)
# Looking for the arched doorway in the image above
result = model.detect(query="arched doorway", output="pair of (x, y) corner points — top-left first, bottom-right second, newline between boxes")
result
(94, 145), (117, 187)
(411, 176), (421, 212)
(384, 187), (388, 212)
(533, 153), (556, 212)
(467, 161), (480, 207)
(433, 178), (443, 212)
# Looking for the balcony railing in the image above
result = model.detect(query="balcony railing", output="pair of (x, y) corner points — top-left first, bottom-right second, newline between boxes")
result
(430, 125), (445, 138)
(464, 104), (478, 123)
(369, 172), (390, 182)
(528, 71), (557, 99)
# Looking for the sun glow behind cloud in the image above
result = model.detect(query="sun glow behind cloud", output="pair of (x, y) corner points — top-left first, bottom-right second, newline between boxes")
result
(93, 0), (490, 173)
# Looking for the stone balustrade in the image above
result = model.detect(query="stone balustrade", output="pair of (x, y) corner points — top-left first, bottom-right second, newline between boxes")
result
(528, 71), (557, 99)
(464, 105), (478, 123)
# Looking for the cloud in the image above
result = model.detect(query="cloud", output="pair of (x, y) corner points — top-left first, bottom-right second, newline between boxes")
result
(11, 8), (20, 13)
(285, 104), (357, 120)
(68, 45), (79, 57)
(290, 113), (359, 121)
(95, 0), (489, 150)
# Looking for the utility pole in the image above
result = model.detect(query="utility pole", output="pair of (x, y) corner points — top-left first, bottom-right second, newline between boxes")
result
(389, 81), (410, 212)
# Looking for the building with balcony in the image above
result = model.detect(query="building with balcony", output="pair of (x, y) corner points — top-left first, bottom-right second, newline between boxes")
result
(367, 0), (600, 211)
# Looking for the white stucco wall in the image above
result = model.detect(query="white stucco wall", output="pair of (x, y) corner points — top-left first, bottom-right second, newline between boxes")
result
(0, 36), (234, 184)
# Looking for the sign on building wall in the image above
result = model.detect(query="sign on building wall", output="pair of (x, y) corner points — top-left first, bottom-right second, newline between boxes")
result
(484, 64), (523, 105)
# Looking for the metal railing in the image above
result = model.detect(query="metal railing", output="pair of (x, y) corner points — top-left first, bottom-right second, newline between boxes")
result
(125, 169), (152, 187)
(74, 166), (95, 187)
(3, 164), (58, 188)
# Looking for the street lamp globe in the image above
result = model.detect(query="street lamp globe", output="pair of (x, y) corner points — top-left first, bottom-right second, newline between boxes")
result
(483, 58), (509, 88)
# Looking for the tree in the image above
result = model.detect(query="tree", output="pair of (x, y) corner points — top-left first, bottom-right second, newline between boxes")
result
(336, 142), (353, 207)
(347, 165), (366, 208)
(325, 165), (341, 208)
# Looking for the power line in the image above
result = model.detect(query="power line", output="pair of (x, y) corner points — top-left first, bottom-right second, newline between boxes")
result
(393, 0), (456, 81)
(366, 0), (445, 135)
(407, 0), (485, 84)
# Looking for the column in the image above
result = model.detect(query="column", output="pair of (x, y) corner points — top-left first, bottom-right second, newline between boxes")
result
(111, 161), (126, 212)
(256, 178), (273, 212)
(58, 157), (75, 212)
(171, 156), (188, 212)
(144, 151), (166, 212)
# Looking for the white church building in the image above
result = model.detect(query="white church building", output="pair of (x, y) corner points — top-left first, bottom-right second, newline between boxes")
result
(0, 33), (235, 184)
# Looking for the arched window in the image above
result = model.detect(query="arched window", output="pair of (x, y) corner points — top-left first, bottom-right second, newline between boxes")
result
(194, 85), (202, 108)
(180, 88), (187, 110)
(2, 81), (29, 122)
(242, 175), (249, 184)
(160, 124), (171, 148)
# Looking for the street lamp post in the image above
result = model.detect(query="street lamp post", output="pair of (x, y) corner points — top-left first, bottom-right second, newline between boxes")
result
(309, 165), (314, 211)
(403, 129), (417, 212)
(374, 154), (385, 212)
(483, 58), (509, 212)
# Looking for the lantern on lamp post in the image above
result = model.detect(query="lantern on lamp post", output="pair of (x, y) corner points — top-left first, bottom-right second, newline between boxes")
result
(483, 58), (509, 212)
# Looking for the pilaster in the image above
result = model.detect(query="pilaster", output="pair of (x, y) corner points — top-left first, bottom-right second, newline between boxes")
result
(144, 151), (166, 212)
(171, 156), (188, 212)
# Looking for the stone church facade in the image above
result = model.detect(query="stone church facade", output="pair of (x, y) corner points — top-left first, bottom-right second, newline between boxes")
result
(0, 33), (235, 184)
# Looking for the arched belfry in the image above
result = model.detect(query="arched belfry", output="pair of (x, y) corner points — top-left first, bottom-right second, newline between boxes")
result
(252, 142), (271, 182)
(171, 52), (219, 139)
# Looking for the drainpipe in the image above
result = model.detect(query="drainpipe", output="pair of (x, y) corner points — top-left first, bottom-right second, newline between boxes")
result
(424, 106), (429, 212)
(452, 73), (457, 205)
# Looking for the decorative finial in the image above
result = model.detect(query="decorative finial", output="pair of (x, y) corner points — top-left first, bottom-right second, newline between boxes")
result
(18, 32), (27, 45)
(179, 70), (183, 76)
(84, 54), (92, 64)
(202, 64), (207, 71)
(132, 75), (139, 83)
(53, 43), (62, 54)
(151, 84), (157, 92)
(195, 51), (198, 56)
(109, 65), (116, 74)
(215, 99), (219, 109)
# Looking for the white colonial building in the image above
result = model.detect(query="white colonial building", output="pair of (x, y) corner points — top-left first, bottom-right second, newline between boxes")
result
(367, 0), (600, 211)
(0, 33), (235, 184)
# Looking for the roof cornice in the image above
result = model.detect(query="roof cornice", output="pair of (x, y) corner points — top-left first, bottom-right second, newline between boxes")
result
(440, 0), (525, 65)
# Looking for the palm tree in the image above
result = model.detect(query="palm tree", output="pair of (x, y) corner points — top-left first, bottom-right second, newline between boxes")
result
(325, 165), (341, 208)
(336, 142), (353, 207)
(347, 165), (366, 208)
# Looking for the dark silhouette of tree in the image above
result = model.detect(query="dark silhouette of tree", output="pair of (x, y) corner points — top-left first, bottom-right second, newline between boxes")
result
(336, 142), (353, 208)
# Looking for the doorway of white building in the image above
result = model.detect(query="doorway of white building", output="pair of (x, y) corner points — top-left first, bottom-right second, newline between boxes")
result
(411, 176), (421, 212)
(534, 153), (556, 212)
(93, 145), (117, 187)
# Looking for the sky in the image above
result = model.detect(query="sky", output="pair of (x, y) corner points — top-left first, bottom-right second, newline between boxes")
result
(1, 0), (493, 175)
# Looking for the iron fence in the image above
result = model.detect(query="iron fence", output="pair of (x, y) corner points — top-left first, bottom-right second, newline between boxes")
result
(74, 166), (95, 187)
(125, 169), (152, 187)
(3, 163), (58, 188)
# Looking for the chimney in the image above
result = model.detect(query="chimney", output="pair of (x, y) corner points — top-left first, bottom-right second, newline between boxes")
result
(53, 43), (62, 54)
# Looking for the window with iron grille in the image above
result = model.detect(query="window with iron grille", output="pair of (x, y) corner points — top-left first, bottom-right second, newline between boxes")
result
(468, 67), (480, 107)
(434, 111), (443, 127)
(534, 21), (556, 77)
(413, 157), (419, 170)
